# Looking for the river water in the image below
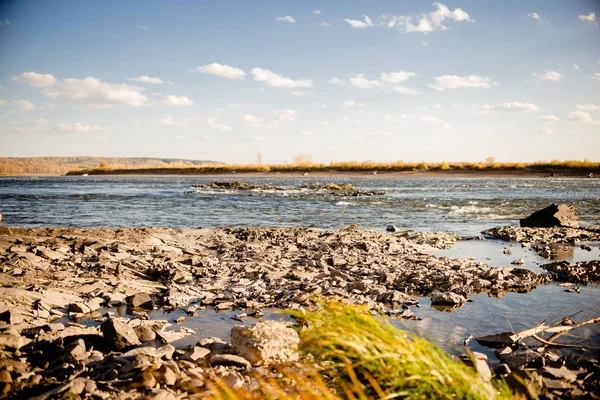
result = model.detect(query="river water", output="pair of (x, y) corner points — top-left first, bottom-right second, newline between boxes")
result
(1, 175), (599, 359)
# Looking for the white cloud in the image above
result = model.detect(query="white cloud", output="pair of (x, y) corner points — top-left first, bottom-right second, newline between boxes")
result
(42, 77), (148, 107)
(10, 119), (48, 126)
(320, 22), (331, 27)
(13, 71), (57, 88)
(393, 86), (420, 95)
(299, 131), (312, 136)
(251, 136), (267, 141)
(578, 12), (595, 23)
(568, 111), (600, 125)
(200, 118), (232, 132)
(540, 115), (560, 123)
(242, 114), (266, 128)
(384, 3), (473, 33)
(349, 74), (381, 89)
(327, 77), (345, 86)
(273, 109), (298, 122)
(191, 63), (246, 80)
(342, 100), (356, 108)
(528, 12), (541, 20)
(276, 16), (295, 23)
(136, 25), (149, 32)
(380, 71), (417, 84)
(481, 102), (540, 113)
(312, 10), (321, 15)
(127, 75), (164, 84)
(162, 95), (193, 107)
(538, 127), (553, 135)
(292, 91), (313, 97)
(160, 115), (187, 128)
(419, 115), (452, 130)
(533, 70), (563, 81)
(577, 104), (600, 112)
(428, 75), (495, 90)
(0, 100), (6, 106)
(383, 113), (407, 123)
(572, 64), (580, 71)
(12, 100), (36, 111)
(56, 123), (103, 133)
(593, 73), (600, 82)
(345, 15), (373, 28)
(251, 68), (312, 88)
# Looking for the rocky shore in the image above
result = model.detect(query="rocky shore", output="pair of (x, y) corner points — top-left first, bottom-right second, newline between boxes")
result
(0, 225), (598, 398)
(191, 181), (384, 196)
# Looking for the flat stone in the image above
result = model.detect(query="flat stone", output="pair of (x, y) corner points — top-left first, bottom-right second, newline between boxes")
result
(0, 333), (31, 350)
(431, 291), (467, 305)
(0, 310), (23, 325)
(209, 354), (251, 369)
(152, 366), (177, 386)
(128, 293), (154, 309)
(183, 346), (211, 363)
(116, 344), (175, 362)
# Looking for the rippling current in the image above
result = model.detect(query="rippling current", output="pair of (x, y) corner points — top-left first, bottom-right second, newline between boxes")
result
(1, 175), (599, 235)
(2, 175), (599, 358)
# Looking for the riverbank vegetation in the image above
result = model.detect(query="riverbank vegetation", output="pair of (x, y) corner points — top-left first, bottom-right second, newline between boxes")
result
(65, 159), (600, 176)
(0, 157), (219, 175)
(206, 301), (513, 399)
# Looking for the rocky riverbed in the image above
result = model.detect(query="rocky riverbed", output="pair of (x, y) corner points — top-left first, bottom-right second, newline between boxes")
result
(0, 225), (598, 399)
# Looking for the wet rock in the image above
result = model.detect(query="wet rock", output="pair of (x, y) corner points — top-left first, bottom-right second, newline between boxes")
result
(386, 225), (398, 232)
(476, 332), (516, 347)
(209, 354), (251, 369)
(499, 349), (543, 370)
(101, 319), (141, 350)
(520, 204), (579, 228)
(511, 258), (525, 266)
(231, 321), (300, 366)
(431, 291), (467, 306)
(128, 293), (154, 309)
(482, 225), (600, 244)
(541, 260), (600, 283)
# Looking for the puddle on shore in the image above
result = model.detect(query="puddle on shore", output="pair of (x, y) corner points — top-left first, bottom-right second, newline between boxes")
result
(434, 239), (599, 273)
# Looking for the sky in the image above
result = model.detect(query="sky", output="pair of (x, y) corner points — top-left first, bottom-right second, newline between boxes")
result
(0, 0), (599, 164)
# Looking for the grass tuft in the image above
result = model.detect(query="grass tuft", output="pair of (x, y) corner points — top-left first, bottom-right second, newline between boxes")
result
(205, 302), (513, 399)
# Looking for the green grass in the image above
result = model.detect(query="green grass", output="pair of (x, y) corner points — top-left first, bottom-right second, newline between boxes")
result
(205, 301), (514, 400)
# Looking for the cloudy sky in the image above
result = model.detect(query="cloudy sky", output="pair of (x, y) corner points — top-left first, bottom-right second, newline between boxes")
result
(0, 0), (599, 164)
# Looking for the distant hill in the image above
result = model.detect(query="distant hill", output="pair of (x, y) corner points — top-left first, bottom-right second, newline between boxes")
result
(0, 157), (223, 176)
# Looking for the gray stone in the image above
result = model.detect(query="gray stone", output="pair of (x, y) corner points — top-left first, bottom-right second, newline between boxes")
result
(0, 310), (23, 325)
(101, 319), (141, 350)
(103, 292), (127, 306)
(183, 346), (211, 363)
(116, 344), (175, 362)
(231, 321), (300, 366)
(60, 338), (87, 362)
(493, 363), (511, 375)
(134, 325), (156, 342)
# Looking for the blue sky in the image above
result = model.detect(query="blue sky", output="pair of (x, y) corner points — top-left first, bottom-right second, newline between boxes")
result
(0, 0), (599, 163)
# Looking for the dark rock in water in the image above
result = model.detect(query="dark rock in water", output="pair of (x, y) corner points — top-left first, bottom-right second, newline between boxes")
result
(476, 331), (516, 347)
(101, 319), (141, 350)
(519, 204), (578, 228)
(499, 349), (544, 370)
(493, 363), (511, 375)
(127, 293), (153, 309)
(540, 260), (600, 283)
(386, 225), (398, 232)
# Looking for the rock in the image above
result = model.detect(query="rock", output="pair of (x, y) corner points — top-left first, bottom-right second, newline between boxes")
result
(476, 332), (516, 347)
(134, 325), (156, 342)
(493, 363), (511, 375)
(231, 321), (300, 366)
(143, 389), (178, 400)
(182, 346), (211, 363)
(520, 204), (579, 228)
(0, 333), (31, 350)
(68, 302), (92, 314)
(116, 344), (175, 362)
(0, 370), (12, 384)
(152, 366), (177, 386)
(128, 370), (156, 389)
(499, 349), (543, 370)
(386, 225), (399, 232)
(128, 293), (154, 309)
(470, 352), (491, 382)
(0, 310), (23, 325)
(103, 292), (127, 306)
(60, 338), (87, 362)
(180, 378), (205, 393)
(101, 319), (141, 350)
(511, 258), (525, 266)
(430, 291), (467, 305)
(209, 354), (251, 369)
